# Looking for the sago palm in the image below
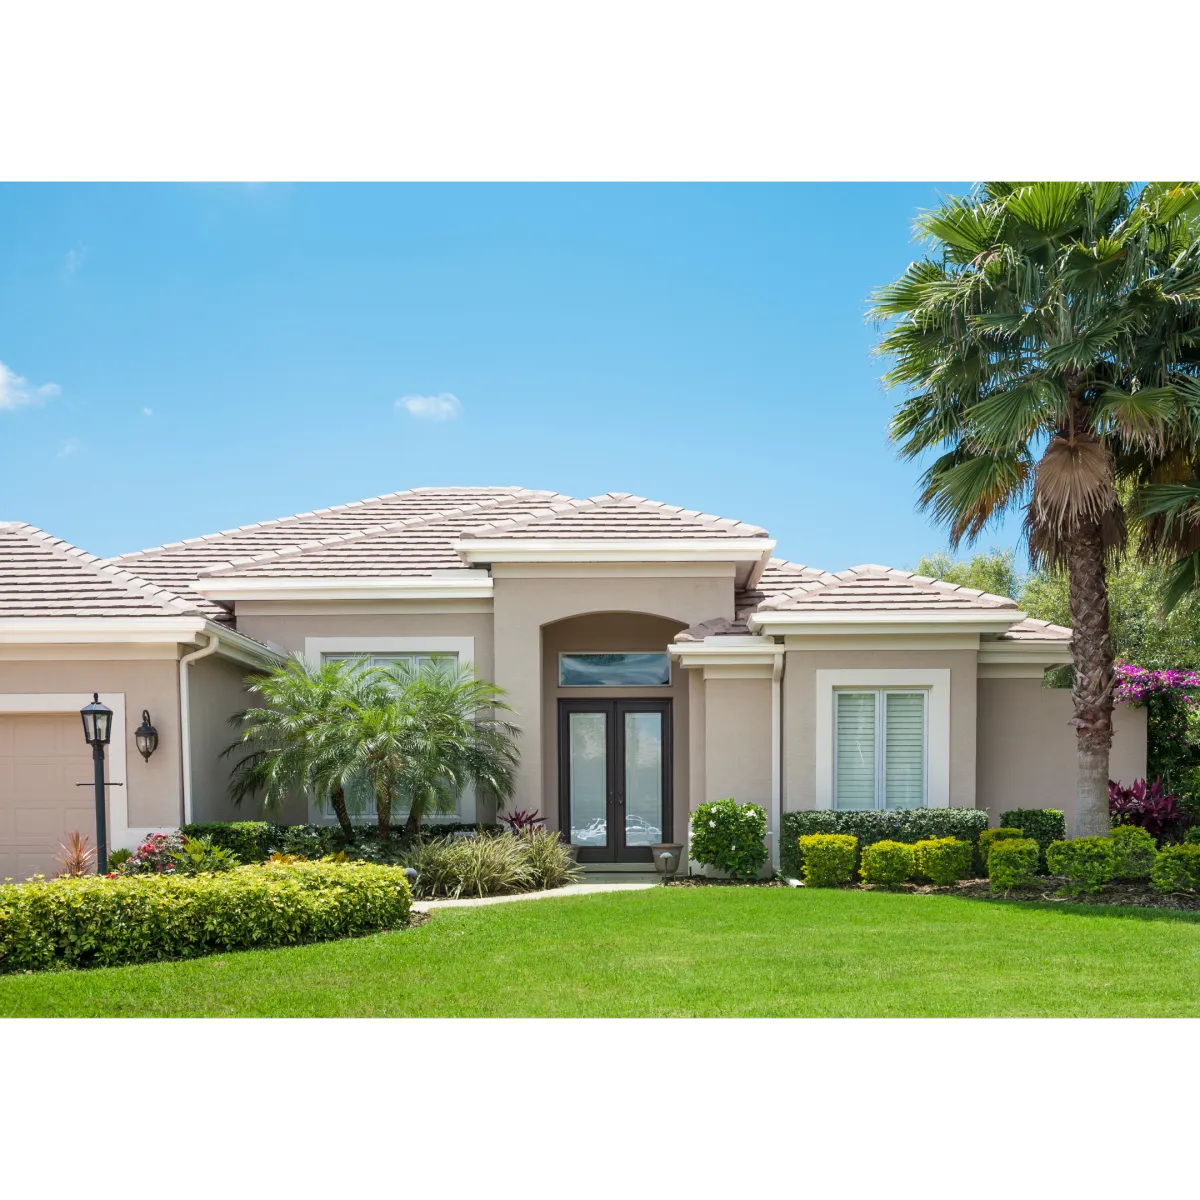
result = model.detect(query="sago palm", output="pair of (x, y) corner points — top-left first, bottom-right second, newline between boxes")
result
(872, 181), (1200, 835)
(321, 659), (520, 841)
(224, 656), (367, 837)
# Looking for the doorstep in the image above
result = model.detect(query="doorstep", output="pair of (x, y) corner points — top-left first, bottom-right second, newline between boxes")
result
(581, 862), (659, 875)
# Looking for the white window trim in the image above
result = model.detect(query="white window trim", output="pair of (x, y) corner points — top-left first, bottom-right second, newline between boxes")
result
(557, 650), (672, 688)
(0, 692), (172, 851)
(815, 669), (950, 810)
(833, 689), (929, 810)
(301, 636), (476, 823)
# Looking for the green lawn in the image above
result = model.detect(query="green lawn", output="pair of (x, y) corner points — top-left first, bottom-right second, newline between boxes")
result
(2, 887), (1198, 1017)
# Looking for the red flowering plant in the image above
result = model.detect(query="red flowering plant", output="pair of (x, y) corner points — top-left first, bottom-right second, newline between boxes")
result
(1109, 777), (1184, 841)
(115, 832), (185, 875)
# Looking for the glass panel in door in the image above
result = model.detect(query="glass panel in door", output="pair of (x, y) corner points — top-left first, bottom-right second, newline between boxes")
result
(623, 711), (663, 846)
(568, 711), (609, 848)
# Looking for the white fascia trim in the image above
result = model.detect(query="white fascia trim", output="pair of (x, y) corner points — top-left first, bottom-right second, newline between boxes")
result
(750, 610), (1025, 636)
(669, 639), (784, 671)
(0, 692), (157, 851)
(194, 573), (494, 603)
(977, 640), (1072, 666)
(0, 617), (208, 644)
(814, 668), (951, 811)
(454, 537), (776, 565)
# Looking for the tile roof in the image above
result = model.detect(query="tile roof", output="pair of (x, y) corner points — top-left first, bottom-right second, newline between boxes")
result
(755, 564), (1021, 612)
(996, 617), (1072, 643)
(461, 493), (767, 540)
(0, 522), (204, 619)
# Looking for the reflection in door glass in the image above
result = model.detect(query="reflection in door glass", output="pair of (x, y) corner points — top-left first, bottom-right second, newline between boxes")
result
(624, 712), (663, 845)
(569, 712), (608, 846)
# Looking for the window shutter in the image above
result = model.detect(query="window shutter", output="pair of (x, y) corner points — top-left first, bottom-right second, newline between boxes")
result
(835, 692), (877, 810)
(884, 692), (925, 809)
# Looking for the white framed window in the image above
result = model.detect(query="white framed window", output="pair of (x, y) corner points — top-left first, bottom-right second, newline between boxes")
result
(834, 689), (927, 810)
(322, 651), (458, 673)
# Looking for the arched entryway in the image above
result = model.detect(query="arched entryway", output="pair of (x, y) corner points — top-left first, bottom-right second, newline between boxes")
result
(541, 612), (687, 863)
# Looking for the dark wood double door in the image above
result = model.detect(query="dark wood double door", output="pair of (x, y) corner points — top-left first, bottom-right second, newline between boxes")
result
(558, 699), (672, 863)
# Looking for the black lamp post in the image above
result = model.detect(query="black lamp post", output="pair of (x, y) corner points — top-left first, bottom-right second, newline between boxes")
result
(80, 693), (113, 874)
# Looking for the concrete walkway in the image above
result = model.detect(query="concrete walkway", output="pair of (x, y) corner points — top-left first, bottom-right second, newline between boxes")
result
(412, 880), (657, 912)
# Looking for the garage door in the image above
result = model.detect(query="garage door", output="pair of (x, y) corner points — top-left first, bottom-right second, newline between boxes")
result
(0, 714), (97, 881)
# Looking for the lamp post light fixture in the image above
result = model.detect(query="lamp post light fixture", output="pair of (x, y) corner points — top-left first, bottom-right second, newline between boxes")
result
(80, 693), (113, 874)
(134, 710), (158, 761)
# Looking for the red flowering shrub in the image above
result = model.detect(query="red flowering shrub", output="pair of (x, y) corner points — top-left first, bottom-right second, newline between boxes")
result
(115, 832), (184, 875)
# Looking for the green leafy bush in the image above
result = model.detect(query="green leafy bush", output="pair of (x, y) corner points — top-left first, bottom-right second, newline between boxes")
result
(1108, 825), (1157, 881)
(180, 821), (280, 862)
(170, 836), (239, 875)
(794, 834), (857, 887)
(0, 861), (412, 973)
(398, 831), (580, 899)
(859, 840), (915, 888)
(988, 838), (1039, 894)
(1045, 837), (1116, 896)
(106, 848), (132, 872)
(780, 809), (989, 878)
(1150, 843), (1200, 893)
(1185, 827), (1200, 844)
(690, 799), (768, 880)
(978, 828), (1025, 871)
(913, 837), (973, 886)
(999, 809), (1066, 872)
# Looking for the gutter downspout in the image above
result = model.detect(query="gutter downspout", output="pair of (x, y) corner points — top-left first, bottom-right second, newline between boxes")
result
(770, 646), (784, 872)
(179, 631), (219, 825)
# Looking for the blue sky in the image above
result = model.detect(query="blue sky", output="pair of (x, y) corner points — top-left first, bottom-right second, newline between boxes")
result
(0, 183), (1025, 568)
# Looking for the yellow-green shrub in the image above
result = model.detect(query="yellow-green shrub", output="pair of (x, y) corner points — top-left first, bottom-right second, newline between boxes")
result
(859, 840), (915, 888)
(1150, 843), (1200, 894)
(1109, 825), (1157, 881)
(978, 828), (1024, 871)
(912, 837), (973, 886)
(0, 861), (411, 973)
(988, 838), (1038, 893)
(795, 834), (857, 887)
(1046, 837), (1115, 896)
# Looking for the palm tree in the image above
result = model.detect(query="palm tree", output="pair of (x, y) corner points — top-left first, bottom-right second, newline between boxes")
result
(872, 182), (1200, 836)
(224, 656), (367, 838)
(322, 659), (520, 841)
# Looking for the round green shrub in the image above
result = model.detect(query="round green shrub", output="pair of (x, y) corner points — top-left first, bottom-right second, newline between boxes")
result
(690, 799), (768, 880)
(978, 828), (1025, 871)
(1151, 842), (1200, 894)
(999, 809), (1065, 872)
(860, 840), (915, 888)
(912, 837), (973, 886)
(795, 833), (857, 887)
(987, 838), (1039, 893)
(1045, 837), (1116, 896)
(1109, 825), (1157, 881)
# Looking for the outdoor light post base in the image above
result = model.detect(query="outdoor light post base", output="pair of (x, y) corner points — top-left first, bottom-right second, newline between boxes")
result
(650, 842), (684, 883)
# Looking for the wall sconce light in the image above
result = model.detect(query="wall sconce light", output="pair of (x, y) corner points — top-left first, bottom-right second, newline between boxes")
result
(134, 710), (159, 761)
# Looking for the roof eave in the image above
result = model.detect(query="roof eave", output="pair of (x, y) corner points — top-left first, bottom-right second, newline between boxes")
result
(453, 537), (777, 565)
(748, 609), (1026, 636)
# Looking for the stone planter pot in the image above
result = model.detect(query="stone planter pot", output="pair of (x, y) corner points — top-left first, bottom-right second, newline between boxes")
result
(650, 842), (684, 881)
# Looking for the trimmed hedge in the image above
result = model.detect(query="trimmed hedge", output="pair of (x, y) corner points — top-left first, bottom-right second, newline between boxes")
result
(913, 837), (973, 886)
(860, 840), (915, 888)
(1109, 826), (1157, 881)
(978, 828), (1025, 871)
(1046, 837), (1115, 896)
(988, 838), (1039, 893)
(0, 861), (412, 973)
(181, 821), (503, 864)
(780, 809), (989, 879)
(1000, 809), (1066, 872)
(1151, 843), (1200, 894)
(794, 834), (857, 887)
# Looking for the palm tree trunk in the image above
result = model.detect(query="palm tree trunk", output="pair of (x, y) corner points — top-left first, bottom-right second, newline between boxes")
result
(403, 803), (421, 841)
(1067, 516), (1115, 837)
(377, 790), (392, 842)
(328, 786), (354, 840)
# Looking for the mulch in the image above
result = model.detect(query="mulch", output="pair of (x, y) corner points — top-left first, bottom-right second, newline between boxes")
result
(667, 875), (1200, 910)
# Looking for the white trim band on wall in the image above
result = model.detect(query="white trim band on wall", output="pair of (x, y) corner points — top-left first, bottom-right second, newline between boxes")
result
(813, 668), (951, 810)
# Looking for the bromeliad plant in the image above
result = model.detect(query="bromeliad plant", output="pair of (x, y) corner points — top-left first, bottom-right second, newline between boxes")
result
(873, 181), (1200, 838)
(1108, 777), (1183, 840)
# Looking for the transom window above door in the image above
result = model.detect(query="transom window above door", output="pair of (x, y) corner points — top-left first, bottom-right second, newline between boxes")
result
(834, 689), (927, 810)
(323, 652), (458, 672)
(558, 652), (671, 687)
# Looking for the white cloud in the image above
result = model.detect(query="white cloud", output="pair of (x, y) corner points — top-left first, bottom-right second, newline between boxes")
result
(142, 407), (154, 417)
(57, 438), (81, 459)
(397, 392), (461, 421)
(63, 244), (88, 276)
(0, 360), (61, 412)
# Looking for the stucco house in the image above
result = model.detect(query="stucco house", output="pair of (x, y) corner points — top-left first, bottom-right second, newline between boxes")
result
(0, 486), (1146, 879)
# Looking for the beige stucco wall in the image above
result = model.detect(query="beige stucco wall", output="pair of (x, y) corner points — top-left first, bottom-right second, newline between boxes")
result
(541, 612), (688, 838)
(782, 645), (979, 811)
(977, 677), (1148, 835)
(233, 605), (496, 679)
(0, 651), (183, 829)
(492, 566), (734, 815)
(702, 676), (773, 808)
